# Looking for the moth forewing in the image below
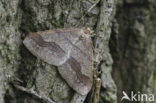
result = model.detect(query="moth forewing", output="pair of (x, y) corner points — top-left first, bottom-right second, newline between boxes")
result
(23, 28), (93, 95)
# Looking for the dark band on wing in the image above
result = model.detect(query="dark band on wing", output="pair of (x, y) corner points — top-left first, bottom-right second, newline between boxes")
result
(54, 30), (92, 62)
(29, 34), (65, 58)
(67, 57), (91, 85)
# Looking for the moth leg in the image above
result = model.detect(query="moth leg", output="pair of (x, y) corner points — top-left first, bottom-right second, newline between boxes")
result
(13, 84), (55, 103)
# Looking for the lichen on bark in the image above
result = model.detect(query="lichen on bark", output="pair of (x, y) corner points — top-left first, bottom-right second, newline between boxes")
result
(1, 0), (117, 103)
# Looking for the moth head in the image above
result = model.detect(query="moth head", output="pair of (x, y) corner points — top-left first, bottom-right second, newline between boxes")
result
(79, 28), (91, 40)
(83, 27), (91, 35)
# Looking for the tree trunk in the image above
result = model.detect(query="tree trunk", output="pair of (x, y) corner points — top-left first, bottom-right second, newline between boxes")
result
(0, 0), (155, 103)
(110, 0), (156, 103)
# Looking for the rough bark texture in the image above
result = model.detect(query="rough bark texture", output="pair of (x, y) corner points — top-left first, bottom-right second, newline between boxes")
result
(110, 0), (156, 103)
(0, 0), (155, 103)
(0, 0), (116, 103)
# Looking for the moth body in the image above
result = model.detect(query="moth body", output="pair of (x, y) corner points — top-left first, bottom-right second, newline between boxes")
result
(23, 28), (93, 95)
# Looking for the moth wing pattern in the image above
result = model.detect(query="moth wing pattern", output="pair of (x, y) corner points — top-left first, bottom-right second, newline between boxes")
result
(58, 29), (93, 95)
(23, 29), (78, 66)
(23, 28), (93, 95)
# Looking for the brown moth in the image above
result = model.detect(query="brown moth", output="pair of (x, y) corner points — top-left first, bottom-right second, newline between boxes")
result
(23, 28), (93, 95)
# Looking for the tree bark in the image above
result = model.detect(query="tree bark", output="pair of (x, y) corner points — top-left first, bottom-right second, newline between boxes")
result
(0, 0), (155, 103)
(0, 0), (116, 103)
(110, 0), (156, 103)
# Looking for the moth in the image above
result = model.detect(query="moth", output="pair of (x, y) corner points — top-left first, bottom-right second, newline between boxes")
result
(23, 28), (93, 95)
